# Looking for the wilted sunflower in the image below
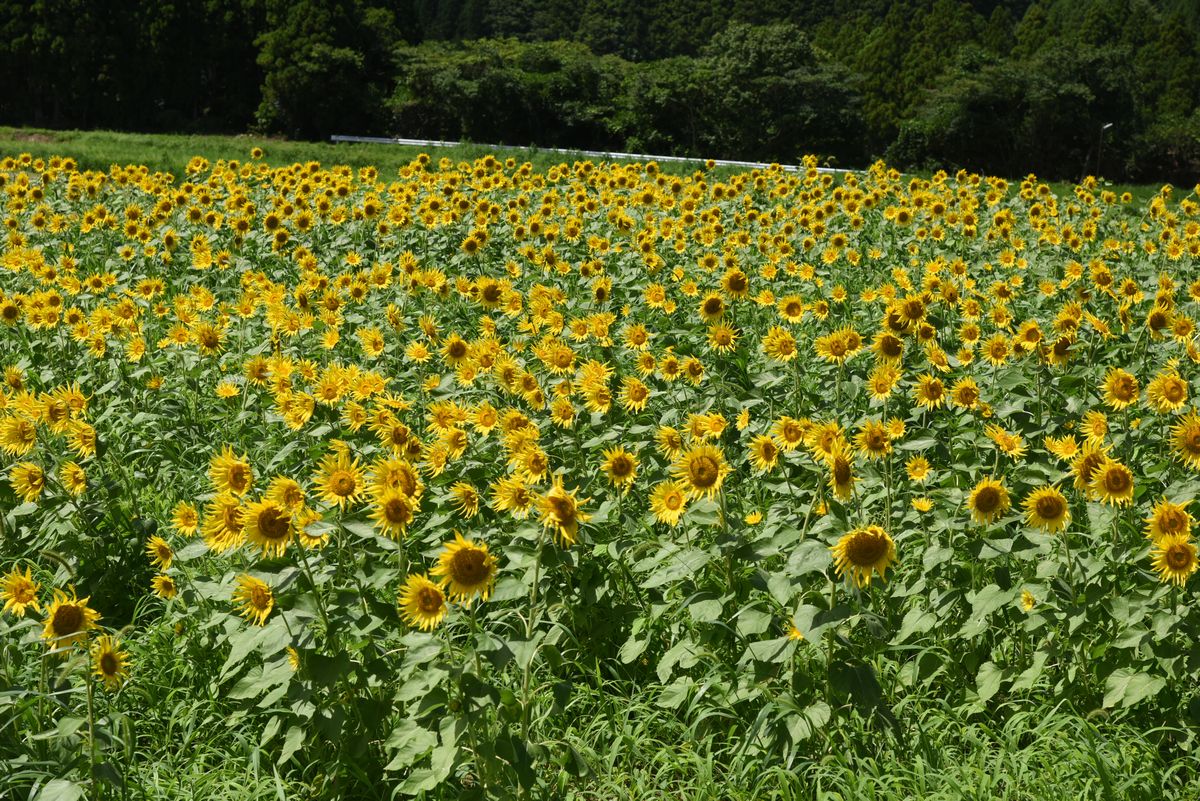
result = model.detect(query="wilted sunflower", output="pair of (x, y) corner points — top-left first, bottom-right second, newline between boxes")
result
(208, 445), (253, 497)
(1022, 486), (1070, 533)
(231, 575), (273, 626)
(1090, 459), (1134, 506)
(91, 635), (131, 690)
(1150, 535), (1197, 586)
(398, 573), (447, 631)
(672, 444), (730, 500)
(1144, 497), (1191, 543)
(538, 477), (590, 546)
(42, 589), (100, 649)
(649, 480), (688, 526)
(830, 525), (896, 588)
(597, 447), (637, 490)
(1, 565), (41, 617)
(431, 532), (497, 604)
(968, 477), (1010, 525)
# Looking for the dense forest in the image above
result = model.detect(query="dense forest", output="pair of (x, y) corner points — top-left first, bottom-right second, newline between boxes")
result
(1, 0), (1197, 180)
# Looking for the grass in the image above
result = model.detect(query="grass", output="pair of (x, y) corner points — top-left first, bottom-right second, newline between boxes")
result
(0, 126), (1167, 200)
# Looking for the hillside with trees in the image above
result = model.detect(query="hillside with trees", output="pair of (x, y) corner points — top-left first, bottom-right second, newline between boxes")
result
(1, 0), (1196, 180)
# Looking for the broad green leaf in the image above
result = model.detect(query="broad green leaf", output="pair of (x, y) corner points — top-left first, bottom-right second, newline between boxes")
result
(1103, 669), (1165, 709)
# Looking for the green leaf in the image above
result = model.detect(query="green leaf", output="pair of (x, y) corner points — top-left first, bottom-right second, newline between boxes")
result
(975, 661), (1006, 703)
(892, 605), (936, 645)
(277, 726), (305, 766)
(35, 780), (85, 801)
(384, 720), (438, 771)
(785, 701), (831, 743)
(1103, 668), (1165, 709)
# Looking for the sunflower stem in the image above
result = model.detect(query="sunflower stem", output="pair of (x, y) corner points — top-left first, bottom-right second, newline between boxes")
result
(86, 668), (99, 799)
(520, 528), (546, 743)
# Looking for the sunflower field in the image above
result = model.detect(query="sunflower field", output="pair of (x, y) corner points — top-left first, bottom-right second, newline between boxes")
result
(2, 149), (1200, 799)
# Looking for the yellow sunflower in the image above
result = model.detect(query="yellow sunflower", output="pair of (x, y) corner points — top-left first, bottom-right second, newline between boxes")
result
(243, 499), (294, 557)
(91, 635), (131, 690)
(1170, 411), (1200, 470)
(42, 589), (101, 649)
(1101, 367), (1139, 410)
(1090, 459), (1134, 506)
(968, 477), (1010, 525)
(430, 532), (497, 604)
(208, 445), (253, 497)
(1144, 497), (1192, 543)
(1150, 535), (1197, 587)
(1, 565), (41, 617)
(369, 488), (415, 539)
(649, 480), (688, 526)
(830, 525), (896, 588)
(145, 535), (174, 570)
(538, 477), (590, 546)
(8, 462), (45, 503)
(600, 447), (639, 489)
(672, 443), (730, 500)
(1022, 486), (1070, 533)
(314, 450), (365, 508)
(232, 575), (273, 626)
(398, 573), (447, 631)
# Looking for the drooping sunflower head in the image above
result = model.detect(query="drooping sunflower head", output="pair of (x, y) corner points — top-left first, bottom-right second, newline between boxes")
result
(232, 574), (273, 626)
(1023, 485), (1070, 533)
(431, 533), (497, 604)
(538, 477), (590, 546)
(968, 477), (1010, 526)
(830, 525), (896, 588)
(827, 440), (855, 501)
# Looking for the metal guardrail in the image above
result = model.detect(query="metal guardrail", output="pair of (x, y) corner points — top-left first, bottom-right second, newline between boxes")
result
(330, 135), (849, 174)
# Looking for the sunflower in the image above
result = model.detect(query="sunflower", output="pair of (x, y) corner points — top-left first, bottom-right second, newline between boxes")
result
(761, 326), (798, 362)
(370, 488), (415, 539)
(201, 492), (246, 552)
(905, 455), (931, 482)
(1, 565), (41, 617)
(1090, 459), (1134, 506)
(8, 462), (45, 503)
(867, 364), (900, 400)
(314, 450), (365, 508)
(830, 525), (896, 588)
(854, 419), (891, 460)
(172, 501), (199, 536)
(208, 445), (253, 497)
(827, 440), (856, 501)
(773, 416), (809, 452)
(265, 476), (307, 512)
(232, 575), (273, 626)
(600, 447), (638, 489)
(243, 499), (294, 557)
(399, 573), (448, 631)
(91, 635), (131, 690)
(431, 532), (497, 604)
(1043, 434), (1079, 462)
(747, 435), (780, 472)
(950, 377), (981, 409)
(913, 374), (946, 410)
(1022, 486), (1070, 533)
(672, 444), (730, 500)
(1150, 535), (1197, 587)
(1170, 411), (1200, 470)
(649, 480), (688, 526)
(0, 415), (37, 456)
(968, 477), (1010, 525)
(450, 482), (480, 518)
(538, 477), (590, 546)
(490, 475), (536, 519)
(59, 461), (87, 496)
(1101, 368), (1139, 410)
(1146, 370), (1188, 413)
(151, 574), (177, 600)
(145, 535), (173, 570)
(42, 589), (100, 649)
(1072, 443), (1109, 494)
(1144, 498), (1192, 542)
